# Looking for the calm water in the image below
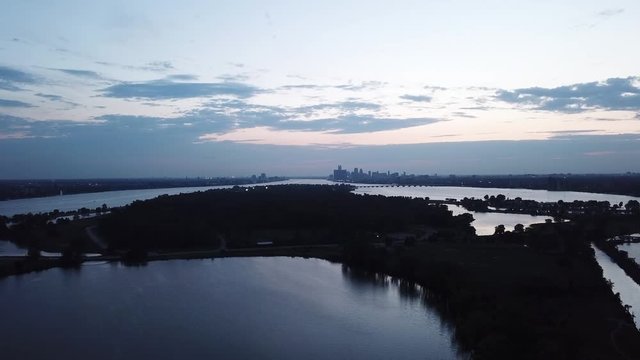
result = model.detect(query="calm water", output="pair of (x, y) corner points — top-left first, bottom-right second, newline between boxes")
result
(0, 239), (62, 257)
(617, 238), (640, 263)
(1, 179), (637, 217)
(0, 257), (462, 360)
(593, 246), (640, 329)
(0, 239), (24, 256)
(447, 205), (551, 236)
(352, 185), (639, 204)
(0, 185), (233, 217)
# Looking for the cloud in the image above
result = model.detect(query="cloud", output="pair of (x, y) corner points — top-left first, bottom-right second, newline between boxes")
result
(95, 60), (174, 72)
(100, 80), (261, 100)
(144, 61), (174, 71)
(424, 85), (447, 91)
(34, 93), (78, 107)
(279, 84), (327, 90)
(52, 68), (102, 78)
(275, 115), (442, 134)
(548, 133), (640, 141)
(0, 114), (95, 140)
(0, 65), (38, 90)
(35, 93), (64, 101)
(295, 101), (381, 114)
(400, 94), (432, 102)
(217, 73), (251, 82)
(165, 74), (199, 81)
(279, 80), (389, 93)
(93, 97), (442, 139)
(496, 76), (640, 113)
(0, 98), (33, 108)
(597, 8), (624, 17)
(335, 81), (386, 91)
(451, 111), (475, 118)
(584, 151), (616, 157)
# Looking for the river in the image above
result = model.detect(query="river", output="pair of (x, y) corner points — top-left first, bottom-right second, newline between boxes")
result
(593, 246), (640, 329)
(1, 179), (638, 218)
(0, 257), (464, 360)
(2, 178), (634, 238)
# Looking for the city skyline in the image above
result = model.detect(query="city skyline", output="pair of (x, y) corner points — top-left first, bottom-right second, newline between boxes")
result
(1, 1), (639, 178)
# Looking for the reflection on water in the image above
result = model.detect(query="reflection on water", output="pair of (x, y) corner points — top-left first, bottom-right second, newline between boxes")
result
(0, 179), (336, 217)
(616, 236), (640, 263)
(353, 185), (639, 204)
(0, 240), (24, 256)
(447, 204), (551, 235)
(0, 240), (63, 257)
(0, 257), (464, 360)
(592, 245), (640, 329)
(2, 179), (638, 218)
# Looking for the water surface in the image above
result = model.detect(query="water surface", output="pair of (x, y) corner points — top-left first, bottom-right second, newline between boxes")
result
(592, 246), (640, 329)
(1, 179), (637, 217)
(447, 205), (551, 235)
(0, 257), (462, 360)
(353, 185), (638, 204)
(617, 239), (640, 263)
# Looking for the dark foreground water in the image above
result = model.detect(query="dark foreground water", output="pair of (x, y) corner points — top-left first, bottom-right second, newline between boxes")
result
(0, 257), (462, 360)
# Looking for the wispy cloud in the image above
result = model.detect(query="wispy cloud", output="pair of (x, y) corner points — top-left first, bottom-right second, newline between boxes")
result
(275, 115), (442, 134)
(0, 98), (33, 108)
(100, 79), (261, 100)
(597, 8), (624, 18)
(35, 93), (64, 101)
(0, 65), (39, 90)
(144, 61), (174, 71)
(400, 94), (432, 102)
(34, 93), (78, 107)
(51, 68), (102, 79)
(165, 74), (199, 81)
(279, 84), (324, 90)
(335, 81), (386, 91)
(584, 150), (616, 157)
(451, 111), (475, 118)
(0, 114), (95, 140)
(295, 101), (381, 114)
(95, 60), (175, 72)
(278, 81), (386, 92)
(218, 73), (251, 82)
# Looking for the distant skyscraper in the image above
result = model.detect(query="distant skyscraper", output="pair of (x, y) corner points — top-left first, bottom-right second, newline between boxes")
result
(333, 165), (348, 181)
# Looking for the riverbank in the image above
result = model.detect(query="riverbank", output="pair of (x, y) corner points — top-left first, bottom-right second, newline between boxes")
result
(594, 240), (640, 288)
(0, 244), (343, 279)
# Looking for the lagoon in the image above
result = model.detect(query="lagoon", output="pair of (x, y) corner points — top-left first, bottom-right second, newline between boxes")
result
(0, 257), (463, 360)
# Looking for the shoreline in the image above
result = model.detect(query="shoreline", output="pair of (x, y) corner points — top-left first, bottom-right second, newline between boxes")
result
(0, 244), (343, 279)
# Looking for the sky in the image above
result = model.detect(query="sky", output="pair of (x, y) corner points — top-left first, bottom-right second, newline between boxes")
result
(0, 0), (639, 178)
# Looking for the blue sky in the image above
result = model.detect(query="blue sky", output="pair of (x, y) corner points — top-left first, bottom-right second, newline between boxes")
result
(0, 0), (639, 178)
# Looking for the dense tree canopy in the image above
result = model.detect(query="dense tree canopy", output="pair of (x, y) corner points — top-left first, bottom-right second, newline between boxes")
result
(98, 185), (466, 250)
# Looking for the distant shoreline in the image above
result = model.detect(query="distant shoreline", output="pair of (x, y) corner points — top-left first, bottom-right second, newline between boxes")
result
(2, 173), (640, 202)
(0, 177), (288, 201)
